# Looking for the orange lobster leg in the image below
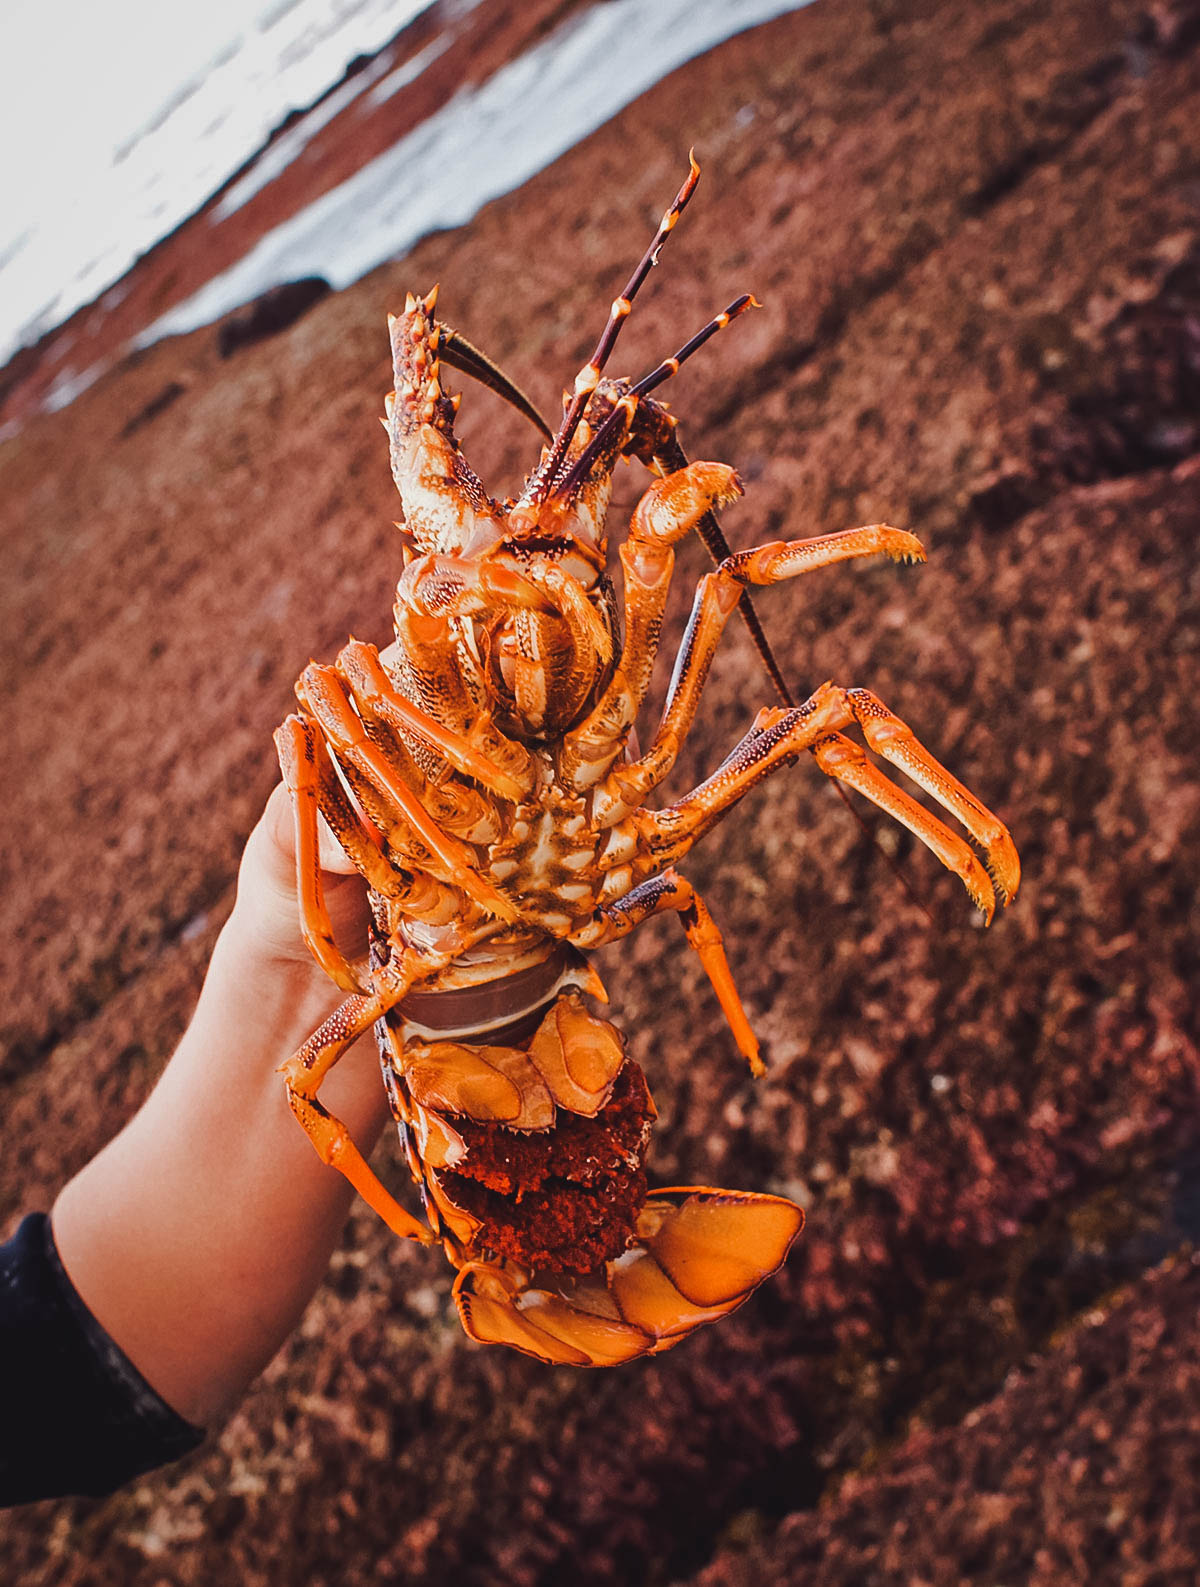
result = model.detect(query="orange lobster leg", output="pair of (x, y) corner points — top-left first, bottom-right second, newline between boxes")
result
(277, 711), (415, 899)
(274, 715), (368, 993)
(571, 869), (763, 1076)
(559, 460), (745, 789)
(604, 523), (924, 811)
(297, 663), (520, 925)
(279, 988), (436, 1246)
(635, 682), (1017, 920)
(811, 732), (997, 921)
(390, 603), (490, 746)
(336, 639), (534, 802)
(647, 426), (794, 706)
(838, 688), (1020, 906)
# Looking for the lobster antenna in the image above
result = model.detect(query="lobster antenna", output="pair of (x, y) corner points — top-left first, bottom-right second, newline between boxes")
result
(532, 152), (702, 500)
(438, 326), (555, 441)
(556, 293), (759, 498)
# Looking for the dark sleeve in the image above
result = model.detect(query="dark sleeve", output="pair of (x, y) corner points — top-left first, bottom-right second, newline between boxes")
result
(0, 1213), (204, 1507)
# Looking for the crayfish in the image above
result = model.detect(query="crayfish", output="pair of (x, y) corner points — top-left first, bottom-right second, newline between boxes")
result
(274, 157), (1019, 1366)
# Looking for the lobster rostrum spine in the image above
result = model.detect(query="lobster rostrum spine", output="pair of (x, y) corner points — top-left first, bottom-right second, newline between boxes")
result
(274, 158), (1020, 1366)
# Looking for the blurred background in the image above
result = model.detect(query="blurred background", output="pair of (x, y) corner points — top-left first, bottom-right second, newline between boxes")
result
(2, 0), (1198, 1580)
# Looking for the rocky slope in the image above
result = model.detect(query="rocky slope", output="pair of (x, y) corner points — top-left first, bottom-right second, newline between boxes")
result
(1, 0), (1198, 1581)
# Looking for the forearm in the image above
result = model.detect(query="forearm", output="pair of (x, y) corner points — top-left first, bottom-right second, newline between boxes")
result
(51, 900), (390, 1427)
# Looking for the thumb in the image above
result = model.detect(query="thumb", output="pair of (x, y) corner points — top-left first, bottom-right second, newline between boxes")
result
(260, 781), (360, 881)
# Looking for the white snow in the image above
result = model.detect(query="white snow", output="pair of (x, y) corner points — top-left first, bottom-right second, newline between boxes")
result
(139, 0), (814, 346)
(0, 0), (439, 367)
(364, 34), (452, 109)
(211, 47), (404, 221)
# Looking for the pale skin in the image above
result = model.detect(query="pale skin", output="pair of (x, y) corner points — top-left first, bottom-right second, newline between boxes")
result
(51, 784), (386, 1429)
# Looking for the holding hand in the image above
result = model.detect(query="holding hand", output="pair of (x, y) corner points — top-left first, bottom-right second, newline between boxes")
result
(51, 784), (391, 1429)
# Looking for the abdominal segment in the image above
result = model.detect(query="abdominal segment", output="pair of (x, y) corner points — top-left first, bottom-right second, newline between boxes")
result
(440, 1059), (655, 1272)
(382, 989), (659, 1273)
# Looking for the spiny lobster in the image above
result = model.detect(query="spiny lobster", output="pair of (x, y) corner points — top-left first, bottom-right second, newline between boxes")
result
(274, 157), (1020, 1366)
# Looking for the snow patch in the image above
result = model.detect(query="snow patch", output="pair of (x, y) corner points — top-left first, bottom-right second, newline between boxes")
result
(139, 0), (814, 347)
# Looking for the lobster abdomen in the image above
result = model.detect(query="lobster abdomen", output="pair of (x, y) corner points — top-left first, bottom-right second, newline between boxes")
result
(376, 986), (804, 1365)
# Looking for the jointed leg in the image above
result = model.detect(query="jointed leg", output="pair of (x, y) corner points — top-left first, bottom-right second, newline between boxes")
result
(633, 683), (1018, 922)
(833, 688), (1020, 907)
(336, 639), (534, 802)
(296, 662), (519, 925)
(559, 460), (744, 791)
(571, 869), (763, 1075)
(810, 733), (997, 919)
(634, 696), (836, 868)
(275, 715), (369, 993)
(650, 427), (793, 707)
(279, 988), (436, 1245)
(604, 523), (924, 810)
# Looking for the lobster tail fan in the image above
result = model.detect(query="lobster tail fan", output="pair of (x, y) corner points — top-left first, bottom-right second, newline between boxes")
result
(453, 1267), (651, 1367)
(626, 1187), (804, 1316)
(453, 1188), (804, 1366)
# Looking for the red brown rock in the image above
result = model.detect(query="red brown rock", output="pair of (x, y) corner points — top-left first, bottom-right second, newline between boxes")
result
(216, 278), (332, 359)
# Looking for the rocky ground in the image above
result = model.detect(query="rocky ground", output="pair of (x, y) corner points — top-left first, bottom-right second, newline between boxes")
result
(2, 0), (1199, 1581)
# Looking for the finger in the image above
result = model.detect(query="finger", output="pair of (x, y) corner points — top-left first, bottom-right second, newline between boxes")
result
(263, 780), (359, 876)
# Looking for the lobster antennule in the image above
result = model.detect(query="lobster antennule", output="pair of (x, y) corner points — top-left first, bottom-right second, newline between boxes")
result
(555, 293), (760, 501)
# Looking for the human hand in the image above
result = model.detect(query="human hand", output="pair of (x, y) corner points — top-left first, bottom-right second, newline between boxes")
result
(51, 781), (392, 1429)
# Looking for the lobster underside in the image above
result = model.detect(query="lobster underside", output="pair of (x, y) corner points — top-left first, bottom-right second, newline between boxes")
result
(273, 158), (1018, 1366)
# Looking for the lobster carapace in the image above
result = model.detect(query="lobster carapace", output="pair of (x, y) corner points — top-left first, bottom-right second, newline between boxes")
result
(274, 157), (1019, 1365)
